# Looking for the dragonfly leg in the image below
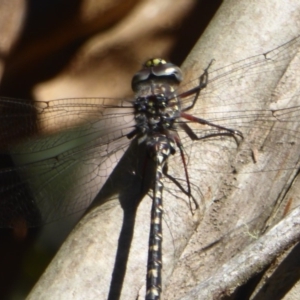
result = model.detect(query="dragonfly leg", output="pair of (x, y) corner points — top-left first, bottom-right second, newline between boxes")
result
(180, 116), (243, 147)
(180, 59), (214, 112)
(162, 163), (199, 211)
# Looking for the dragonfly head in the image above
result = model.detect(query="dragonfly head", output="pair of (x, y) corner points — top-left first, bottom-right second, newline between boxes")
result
(131, 58), (183, 92)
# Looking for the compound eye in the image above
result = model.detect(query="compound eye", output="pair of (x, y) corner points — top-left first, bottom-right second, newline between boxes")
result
(132, 59), (183, 91)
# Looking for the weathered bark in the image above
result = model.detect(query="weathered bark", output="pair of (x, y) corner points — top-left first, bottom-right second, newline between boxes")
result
(169, 1), (300, 300)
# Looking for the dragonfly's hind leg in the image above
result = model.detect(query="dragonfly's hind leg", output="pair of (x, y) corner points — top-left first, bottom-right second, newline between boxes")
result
(162, 163), (199, 212)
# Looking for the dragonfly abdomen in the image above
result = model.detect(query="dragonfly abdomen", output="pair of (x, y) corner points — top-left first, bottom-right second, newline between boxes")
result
(145, 134), (176, 300)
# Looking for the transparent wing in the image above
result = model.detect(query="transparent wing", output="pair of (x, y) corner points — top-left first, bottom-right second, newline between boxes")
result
(1, 35), (300, 228)
(159, 36), (300, 227)
(173, 34), (300, 179)
(0, 97), (135, 227)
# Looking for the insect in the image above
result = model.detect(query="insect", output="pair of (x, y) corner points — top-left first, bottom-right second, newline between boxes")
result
(130, 58), (241, 299)
(1, 35), (300, 299)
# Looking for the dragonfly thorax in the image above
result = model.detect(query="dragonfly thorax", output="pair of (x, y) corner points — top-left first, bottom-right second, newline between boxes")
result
(134, 89), (181, 134)
(132, 59), (183, 141)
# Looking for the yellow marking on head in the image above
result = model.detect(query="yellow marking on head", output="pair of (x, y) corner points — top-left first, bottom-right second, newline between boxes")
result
(145, 58), (167, 67)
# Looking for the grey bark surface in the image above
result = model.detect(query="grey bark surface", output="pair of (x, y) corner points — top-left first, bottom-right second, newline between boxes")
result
(170, 1), (300, 300)
(27, 1), (300, 300)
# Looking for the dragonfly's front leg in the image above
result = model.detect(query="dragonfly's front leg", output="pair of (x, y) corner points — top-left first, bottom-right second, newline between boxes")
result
(180, 59), (214, 112)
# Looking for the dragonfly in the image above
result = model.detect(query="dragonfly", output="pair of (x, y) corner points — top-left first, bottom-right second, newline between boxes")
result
(1, 35), (300, 299)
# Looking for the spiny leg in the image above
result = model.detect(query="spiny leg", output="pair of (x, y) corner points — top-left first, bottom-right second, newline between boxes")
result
(180, 118), (243, 146)
(171, 136), (199, 211)
(162, 163), (199, 212)
(180, 59), (214, 112)
(165, 119), (242, 213)
(177, 59), (243, 145)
